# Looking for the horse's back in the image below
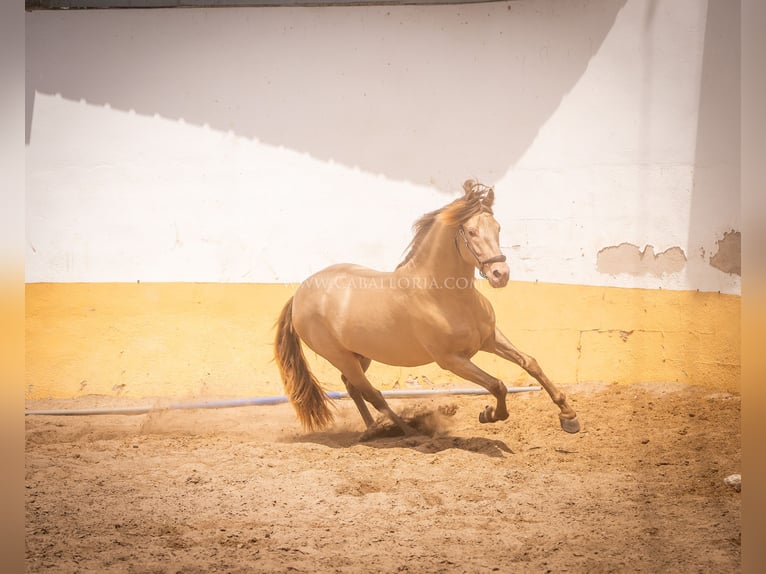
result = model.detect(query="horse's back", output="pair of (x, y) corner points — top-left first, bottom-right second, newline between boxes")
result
(292, 264), (432, 366)
(294, 263), (406, 330)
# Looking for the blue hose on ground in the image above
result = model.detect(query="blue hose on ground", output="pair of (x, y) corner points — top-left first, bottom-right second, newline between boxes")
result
(24, 386), (541, 416)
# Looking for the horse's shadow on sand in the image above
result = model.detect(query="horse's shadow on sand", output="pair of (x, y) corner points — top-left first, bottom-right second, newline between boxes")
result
(284, 406), (514, 458)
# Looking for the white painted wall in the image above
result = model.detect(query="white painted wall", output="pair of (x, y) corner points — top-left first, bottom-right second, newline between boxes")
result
(26, 0), (741, 293)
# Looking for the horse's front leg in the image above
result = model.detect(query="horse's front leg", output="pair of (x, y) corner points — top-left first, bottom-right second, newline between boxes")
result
(491, 327), (580, 433)
(434, 354), (509, 423)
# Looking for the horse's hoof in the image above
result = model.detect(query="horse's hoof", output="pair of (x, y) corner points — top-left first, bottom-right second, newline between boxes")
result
(479, 405), (494, 424)
(560, 415), (580, 434)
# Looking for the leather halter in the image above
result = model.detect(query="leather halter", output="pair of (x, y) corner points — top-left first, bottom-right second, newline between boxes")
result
(456, 225), (507, 279)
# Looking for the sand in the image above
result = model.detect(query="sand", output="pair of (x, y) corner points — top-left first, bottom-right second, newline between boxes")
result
(25, 381), (740, 573)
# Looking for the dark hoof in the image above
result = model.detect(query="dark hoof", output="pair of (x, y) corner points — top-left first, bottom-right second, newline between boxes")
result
(560, 415), (580, 434)
(479, 405), (494, 424)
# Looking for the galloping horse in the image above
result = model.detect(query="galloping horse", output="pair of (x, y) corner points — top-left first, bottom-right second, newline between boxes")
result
(274, 180), (579, 436)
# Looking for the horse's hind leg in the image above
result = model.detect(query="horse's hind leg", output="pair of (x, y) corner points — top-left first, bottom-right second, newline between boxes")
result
(333, 354), (418, 437)
(341, 356), (375, 428)
(492, 327), (580, 433)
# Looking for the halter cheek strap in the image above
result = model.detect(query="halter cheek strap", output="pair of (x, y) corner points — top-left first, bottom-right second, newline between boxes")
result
(456, 226), (507, 279)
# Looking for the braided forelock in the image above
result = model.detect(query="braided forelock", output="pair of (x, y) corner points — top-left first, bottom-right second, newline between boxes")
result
(439, 179), (495, 225)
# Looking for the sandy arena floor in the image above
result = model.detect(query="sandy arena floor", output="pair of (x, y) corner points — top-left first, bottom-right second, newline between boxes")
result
(25, 381), (740, 573)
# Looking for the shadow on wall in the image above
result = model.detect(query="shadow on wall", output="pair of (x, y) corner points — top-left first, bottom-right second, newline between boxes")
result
(687, 0), (740, 283)
(25, 1), (626, 191)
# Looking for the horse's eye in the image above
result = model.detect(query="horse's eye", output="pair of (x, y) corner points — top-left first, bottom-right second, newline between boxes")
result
(467, 228), (478, 238)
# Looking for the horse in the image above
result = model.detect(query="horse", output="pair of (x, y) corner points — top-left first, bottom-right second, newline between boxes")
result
(274, 180), (580, 436)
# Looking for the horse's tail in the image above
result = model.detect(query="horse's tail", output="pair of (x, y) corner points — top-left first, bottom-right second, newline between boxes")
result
(274, 297), (334, 432)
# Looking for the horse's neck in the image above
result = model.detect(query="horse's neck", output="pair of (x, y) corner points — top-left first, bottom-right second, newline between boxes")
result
(399, 220), (474, 282)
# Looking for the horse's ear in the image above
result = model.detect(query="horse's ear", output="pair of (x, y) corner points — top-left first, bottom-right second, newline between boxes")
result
(483, 186), (495, 207)
(463, 179), (477, 196)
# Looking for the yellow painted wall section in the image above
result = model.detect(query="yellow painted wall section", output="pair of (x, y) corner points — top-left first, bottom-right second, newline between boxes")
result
(25, 281), (740, 400)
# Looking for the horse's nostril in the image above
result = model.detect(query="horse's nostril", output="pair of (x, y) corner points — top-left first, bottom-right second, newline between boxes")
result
(493, 269), (503, 279)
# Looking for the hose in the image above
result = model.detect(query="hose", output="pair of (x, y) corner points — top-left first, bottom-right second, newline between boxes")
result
(25, 386), (541, 416)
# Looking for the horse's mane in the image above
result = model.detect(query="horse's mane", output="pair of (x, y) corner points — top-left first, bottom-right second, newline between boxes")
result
(396, 179), (495, 269)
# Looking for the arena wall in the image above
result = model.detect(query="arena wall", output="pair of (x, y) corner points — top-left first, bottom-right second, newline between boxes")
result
(25, 0), (741, 399)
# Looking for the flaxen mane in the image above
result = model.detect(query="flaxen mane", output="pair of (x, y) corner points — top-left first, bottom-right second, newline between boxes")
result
(396, 179), (495, 269)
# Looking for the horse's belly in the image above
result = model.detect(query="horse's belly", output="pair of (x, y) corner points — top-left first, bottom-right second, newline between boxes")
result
(332, 312), (431, 366)
(354, 339), (434, 368)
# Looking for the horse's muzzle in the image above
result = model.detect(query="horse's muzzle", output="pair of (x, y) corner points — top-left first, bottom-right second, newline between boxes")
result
(485, 261), (510, 288)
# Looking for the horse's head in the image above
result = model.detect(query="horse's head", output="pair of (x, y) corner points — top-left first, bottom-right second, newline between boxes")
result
(455, 180), (510, 288)
(397, 179), (511, 287)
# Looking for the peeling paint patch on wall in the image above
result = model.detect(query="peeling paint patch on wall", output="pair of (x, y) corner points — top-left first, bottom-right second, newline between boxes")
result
(596, 243), (687, 277)
(709, 230), (741, 276)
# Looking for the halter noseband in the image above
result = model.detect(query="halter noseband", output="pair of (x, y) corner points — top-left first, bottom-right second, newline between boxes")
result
(456, 225), (507, 279)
